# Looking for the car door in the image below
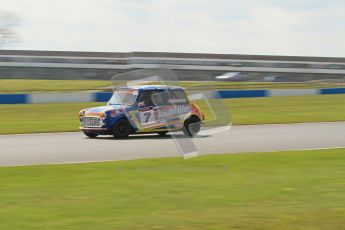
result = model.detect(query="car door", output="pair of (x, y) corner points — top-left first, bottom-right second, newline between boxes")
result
(137, 90), (163, 129)
(151, 89), (191, 130)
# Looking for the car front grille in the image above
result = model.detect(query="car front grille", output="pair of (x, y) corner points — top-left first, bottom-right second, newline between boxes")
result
(83, 117), (102, 127)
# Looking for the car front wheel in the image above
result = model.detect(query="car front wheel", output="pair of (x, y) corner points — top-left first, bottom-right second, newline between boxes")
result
(112, 118), (131, 139)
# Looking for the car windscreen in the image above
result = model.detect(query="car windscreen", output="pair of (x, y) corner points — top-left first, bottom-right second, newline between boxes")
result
(108, 89), (138, 105)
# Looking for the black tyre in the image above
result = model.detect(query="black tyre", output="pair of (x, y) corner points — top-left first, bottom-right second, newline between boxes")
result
(83, 131), (98, 138)
(182, 116), (201, 137)
(112, 118), (131, 139)
(157, 131), (168, 136)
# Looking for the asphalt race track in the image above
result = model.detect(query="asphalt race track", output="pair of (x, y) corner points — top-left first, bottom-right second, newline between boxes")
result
(1, 122), (345, 166)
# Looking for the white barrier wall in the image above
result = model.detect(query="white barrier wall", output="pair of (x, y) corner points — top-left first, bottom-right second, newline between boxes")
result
(268, 89), (318, 97)
(28, 93), (94, 103)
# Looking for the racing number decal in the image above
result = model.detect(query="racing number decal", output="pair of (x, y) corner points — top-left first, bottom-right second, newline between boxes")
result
(139, 110), (156, 126)
(143, 112), (151, 123)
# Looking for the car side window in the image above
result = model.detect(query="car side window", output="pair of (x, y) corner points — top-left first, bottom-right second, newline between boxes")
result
(169, 89), (189, 105)
(138, 90), (156, 107)
(151, 91), (169, 107)
(139, 89), (188, 107)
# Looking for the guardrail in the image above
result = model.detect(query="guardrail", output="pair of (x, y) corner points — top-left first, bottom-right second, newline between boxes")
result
(0, 88), (344, 104)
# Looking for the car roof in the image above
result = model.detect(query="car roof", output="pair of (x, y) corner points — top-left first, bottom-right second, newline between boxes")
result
(117, 85), (185, 91)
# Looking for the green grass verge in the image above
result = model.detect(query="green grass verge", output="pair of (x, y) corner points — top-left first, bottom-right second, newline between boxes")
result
(199, 94), (345, 125)
(0, 94), (344, 134)
(0, 79), (110, 93)
(0, 148), (344, 229)
(1, 79), (345, 93)
(0, 102), (101, 134)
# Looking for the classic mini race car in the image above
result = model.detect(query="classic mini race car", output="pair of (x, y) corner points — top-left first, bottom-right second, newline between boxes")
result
(79, 85), (205, 138)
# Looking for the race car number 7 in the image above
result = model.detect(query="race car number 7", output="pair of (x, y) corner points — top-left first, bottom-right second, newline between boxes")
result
(139, 110), (156, 126)
(143, 112), (151, 122)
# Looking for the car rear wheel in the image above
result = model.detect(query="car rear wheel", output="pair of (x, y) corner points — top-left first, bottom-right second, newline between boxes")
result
(83, 131), (98, 138)
(112, 118), (131, 139)
(183, 116), (201, 137)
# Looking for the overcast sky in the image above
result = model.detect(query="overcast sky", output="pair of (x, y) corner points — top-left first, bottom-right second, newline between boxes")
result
(1, 0), (344, 57)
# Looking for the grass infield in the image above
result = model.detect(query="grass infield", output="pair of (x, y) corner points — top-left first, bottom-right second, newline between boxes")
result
(0, 79), (110, 93)
(0, 148), (344, 229)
